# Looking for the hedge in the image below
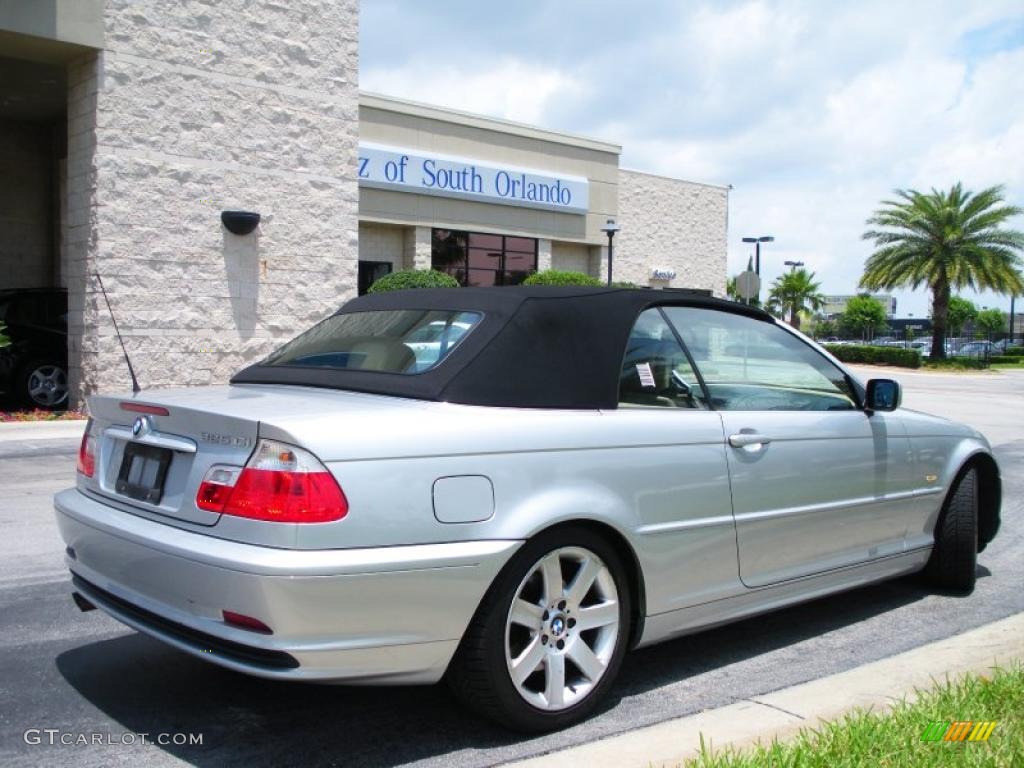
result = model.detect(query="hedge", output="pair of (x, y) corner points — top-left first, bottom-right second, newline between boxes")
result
(522, 270), (602, 287)
(1006, 346), (1024, 356)
(367, 269), (459, 293)
(822, 344), (921, 369)
(990, 355), (1024, 365)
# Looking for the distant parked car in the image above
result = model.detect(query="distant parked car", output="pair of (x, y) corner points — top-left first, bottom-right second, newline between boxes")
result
(955, 341), (993, 358)
(0, 288), (68, 409)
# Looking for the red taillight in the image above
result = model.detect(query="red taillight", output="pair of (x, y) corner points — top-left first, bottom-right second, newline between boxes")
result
(195, 440), (348, 523)
(222, 610), (272, 634)
(223, 468), (348, 523)
(77, 425), (96, 478)
(196, 465), (242, 512)
(120, 402), (170, 416)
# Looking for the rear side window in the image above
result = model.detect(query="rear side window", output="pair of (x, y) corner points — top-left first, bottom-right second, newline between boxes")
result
(618, 308), (706, 409)
(261, 310), (482, 374)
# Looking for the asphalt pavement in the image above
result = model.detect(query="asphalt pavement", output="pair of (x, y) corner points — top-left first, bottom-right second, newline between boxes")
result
(0, 369), (1021, 768)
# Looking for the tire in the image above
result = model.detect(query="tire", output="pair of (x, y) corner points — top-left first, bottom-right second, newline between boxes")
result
(447, 526), (632, 732)
(17, 360), (69, 410)
(925, 467), (978, 592)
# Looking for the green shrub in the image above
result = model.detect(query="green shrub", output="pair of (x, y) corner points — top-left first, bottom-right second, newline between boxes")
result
(522, 270), (603, 287)
(610, 281), (639, 289)
(989, 355), (1024, 365)
(1006, 346), (1024, 356)
(822, 344), (922, 369)
(367, 269), (459, 294)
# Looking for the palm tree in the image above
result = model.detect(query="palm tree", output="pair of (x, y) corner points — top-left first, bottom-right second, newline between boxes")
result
(726, 276), (740, 301)
(861, 183), (1024, 360)
(766, 268), (824, 329)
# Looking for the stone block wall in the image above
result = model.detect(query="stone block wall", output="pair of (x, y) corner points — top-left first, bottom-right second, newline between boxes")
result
(615, 169), (727, 294)
(64, 0), (359, 403)
(551, 242), (594, 277)
(358, 222), (405, 271)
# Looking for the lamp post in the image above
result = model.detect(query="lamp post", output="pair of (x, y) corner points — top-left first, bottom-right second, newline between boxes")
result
(1011, 295), (1016, 346)
(742, 235), (774, 302)
(601, 218), (621, 286)
(784, 260), (804, 272)
(741, 236), (774, 276)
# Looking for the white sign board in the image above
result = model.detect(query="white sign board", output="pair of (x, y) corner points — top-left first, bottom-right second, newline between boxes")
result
(358, 142), (589, 214)
(735, 270), (761, 300)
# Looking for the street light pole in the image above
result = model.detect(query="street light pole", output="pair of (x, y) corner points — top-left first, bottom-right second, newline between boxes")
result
(601, 218), (621, 286)
(742, 235), (774, 301)
(1011, 295), (1017, 346)
(784, 260), (804, 272)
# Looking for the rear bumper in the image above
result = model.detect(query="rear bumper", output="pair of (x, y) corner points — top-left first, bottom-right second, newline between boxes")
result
(55, 488), (521, 684)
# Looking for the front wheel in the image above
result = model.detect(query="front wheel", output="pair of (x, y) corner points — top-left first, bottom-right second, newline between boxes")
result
(925, 467), (978, 592)
(448, 527), (631, 732)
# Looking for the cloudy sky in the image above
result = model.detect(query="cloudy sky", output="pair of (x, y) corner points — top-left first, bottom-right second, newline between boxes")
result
(361, 1), (1024, 317)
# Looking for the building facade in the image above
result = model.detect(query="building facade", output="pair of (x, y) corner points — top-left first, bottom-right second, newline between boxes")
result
(0, 1), (727, 408)
(357, 93), (727, 296)
(822, 294), (897, 319)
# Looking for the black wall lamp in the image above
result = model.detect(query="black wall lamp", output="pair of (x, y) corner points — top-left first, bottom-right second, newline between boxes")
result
(221, 210), (261, 235)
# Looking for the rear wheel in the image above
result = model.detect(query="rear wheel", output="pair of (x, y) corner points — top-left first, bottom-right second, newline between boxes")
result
(925, 468), (978, 592)
(448, 526), (631, 732)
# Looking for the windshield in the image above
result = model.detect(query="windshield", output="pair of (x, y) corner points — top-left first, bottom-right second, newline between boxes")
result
(261, 309), (483, 374)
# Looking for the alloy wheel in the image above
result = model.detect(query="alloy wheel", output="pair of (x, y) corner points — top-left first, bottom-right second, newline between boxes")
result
(27, 365), (68, 408)
(504, 546), (620, 711)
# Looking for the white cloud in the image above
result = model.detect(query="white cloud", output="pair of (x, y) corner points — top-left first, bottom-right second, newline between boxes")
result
(363, 59), (582, 127)
(361, 1), (1024, 317)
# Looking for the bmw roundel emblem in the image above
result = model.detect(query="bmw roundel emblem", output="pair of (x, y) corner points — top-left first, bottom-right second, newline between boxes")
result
(132, 416), (151, 438)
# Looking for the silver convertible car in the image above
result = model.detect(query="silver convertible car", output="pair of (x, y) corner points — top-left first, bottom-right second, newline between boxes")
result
(56, 287), (1001, 731)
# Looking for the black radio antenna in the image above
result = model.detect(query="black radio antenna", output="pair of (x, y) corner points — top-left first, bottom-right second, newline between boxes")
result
(94, 273), (141, 393)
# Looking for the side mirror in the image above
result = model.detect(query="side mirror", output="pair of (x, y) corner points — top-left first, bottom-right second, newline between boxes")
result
(866, 379), (901, 412)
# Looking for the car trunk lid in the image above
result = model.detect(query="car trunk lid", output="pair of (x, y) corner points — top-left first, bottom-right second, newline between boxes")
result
(82, 384), (420, 527)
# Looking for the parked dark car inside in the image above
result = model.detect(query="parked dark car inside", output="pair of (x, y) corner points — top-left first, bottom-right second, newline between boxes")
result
(0, 288), (69, 409)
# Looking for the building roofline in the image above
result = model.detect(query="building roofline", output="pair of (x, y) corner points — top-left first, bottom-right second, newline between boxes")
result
(619, 166), (731, 191)
(359, 91), (622, 156)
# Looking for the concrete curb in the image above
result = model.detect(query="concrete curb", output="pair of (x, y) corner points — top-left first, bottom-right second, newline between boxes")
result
(507, 612), (1024, 768)
(0, 420), (87, 441)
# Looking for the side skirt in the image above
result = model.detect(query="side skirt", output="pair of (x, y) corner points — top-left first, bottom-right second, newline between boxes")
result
(637, 547), (931, 648)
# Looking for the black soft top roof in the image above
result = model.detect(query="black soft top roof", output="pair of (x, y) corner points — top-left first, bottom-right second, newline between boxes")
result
(231, 287), (773, 409)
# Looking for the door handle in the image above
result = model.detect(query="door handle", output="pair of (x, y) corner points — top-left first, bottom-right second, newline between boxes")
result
(729, 432), (772, 450)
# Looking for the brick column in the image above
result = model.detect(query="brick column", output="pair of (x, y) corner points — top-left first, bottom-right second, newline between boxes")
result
(537, 238), (552, 272)
(404, 225), (432, 271)
(64, 1), (360, 405)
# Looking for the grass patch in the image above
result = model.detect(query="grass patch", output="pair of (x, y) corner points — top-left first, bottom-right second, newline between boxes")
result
(683, 663), (1023, 768)
(921, 358), (991, 371)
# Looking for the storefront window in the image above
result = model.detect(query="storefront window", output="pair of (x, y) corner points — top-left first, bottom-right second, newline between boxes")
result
(432, 229), (537, 287)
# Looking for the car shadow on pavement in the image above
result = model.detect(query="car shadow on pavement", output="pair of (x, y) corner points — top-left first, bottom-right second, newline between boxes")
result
(53, 572), (948, 768)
